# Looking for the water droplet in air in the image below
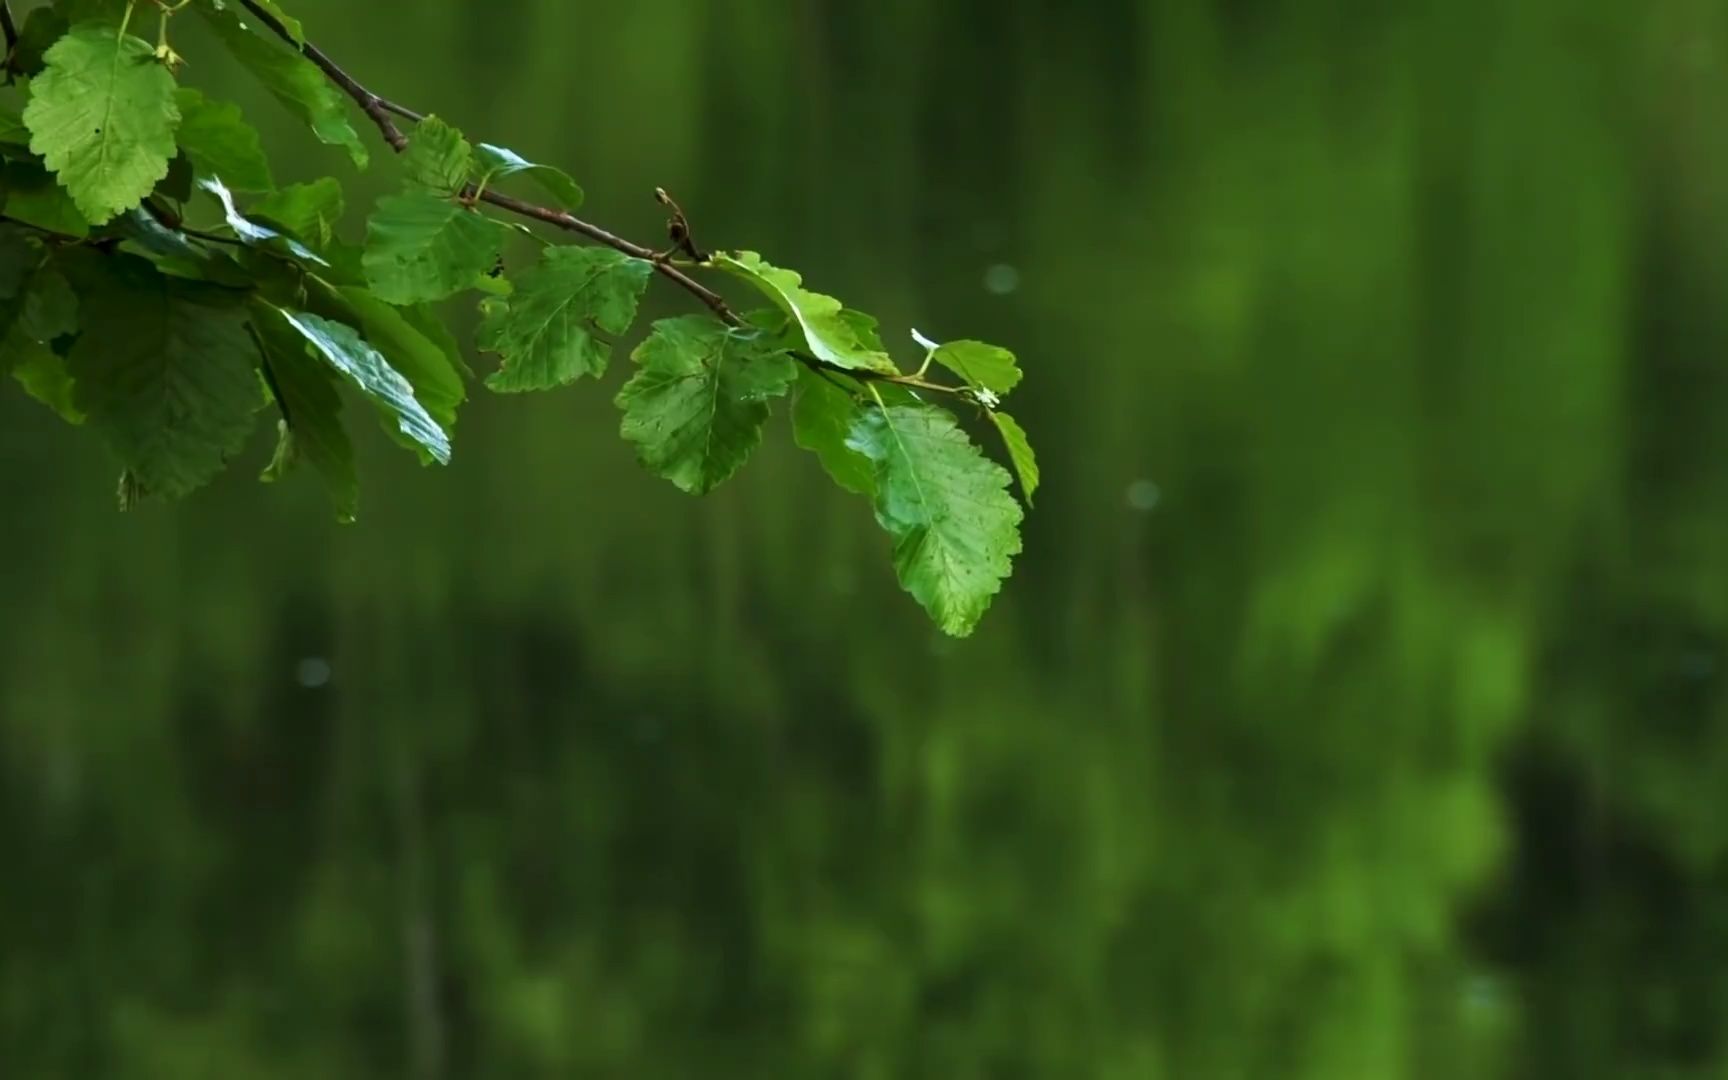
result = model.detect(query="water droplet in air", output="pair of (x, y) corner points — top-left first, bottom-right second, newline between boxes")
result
(295, 657), (332, 688)
(983, 264), (1019, 295)
(1125, 480), (1161, 512)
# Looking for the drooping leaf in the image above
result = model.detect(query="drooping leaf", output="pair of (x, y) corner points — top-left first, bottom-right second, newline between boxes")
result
(24, 23), (182, 224)
(61, 253), (264, 499)
(402, 115), (471, 194)
(988, 410), (1038, 504)
(252, 304), (358, 521)
(479, 245), (650, 391)
(174, 88), (274, 192)
(0, 158), (91, 236)
(198, 175), (327, 265)
(923, 336), (1022, 396)
(328, 284), (464, 433)
(199, 4), (367, 168)
(10, 337), (84, 423)
(250, 177), (343, 247)
(615, 315), (796, 494)
(266, 306), (450, 465)
(474, 142), (583, 209)
(792, 368), (874, 497)
(713, 250), (898, 374)
(363, 189), (507, 304)
(846, 402), (1023, 636)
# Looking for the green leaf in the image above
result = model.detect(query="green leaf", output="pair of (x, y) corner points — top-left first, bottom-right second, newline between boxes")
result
(846, 402), (1023, 636)
(199, 4), (367, 168)
(329, 284), (464, 433)
(0, 158), (92, 236)
(398, 300), (472, 379)
(11, 337), (85, 423)
(988, 410), (1038, 504)
(24, 23), (182, 224)
(111, 206), (252, 285)
(0, 104), (29, 147)
(479, 245), (651, 391)
(921, 334), (1022, 396)
(174, 88), (274, 192)
(712, 250), (898, 374)
(403, 115), (471, 193)
(792, 368), (874, 497)
(840, 309), (888, 352)
(198, 175), (326, 265)
(18, 262), (79, 343)
(615, 315), (796, 494)
(250, 177), (343, 247)
(253, 305), (357, 521)
(266, 306), (451, 465)
(474, 143), (583, 209)
(363, 189), (507, 304)
(236, 0), (306, 45)
(61, 253), (264, 499)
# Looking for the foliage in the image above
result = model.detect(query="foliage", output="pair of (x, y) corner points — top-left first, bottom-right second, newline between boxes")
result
(0, 0), (1035, 635)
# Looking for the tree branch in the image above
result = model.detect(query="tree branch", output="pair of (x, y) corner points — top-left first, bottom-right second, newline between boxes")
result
(234, 0), (735, 316)
(233, 0), (960, 395)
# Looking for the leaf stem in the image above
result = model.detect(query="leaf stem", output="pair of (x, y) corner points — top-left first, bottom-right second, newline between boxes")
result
(230, 0), (968, 397)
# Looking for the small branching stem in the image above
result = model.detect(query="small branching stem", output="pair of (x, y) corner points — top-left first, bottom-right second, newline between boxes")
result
(232, 0), (963, 399)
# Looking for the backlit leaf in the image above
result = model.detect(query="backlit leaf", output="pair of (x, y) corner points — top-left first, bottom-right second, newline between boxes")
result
(474, 142), (583, 208)
(363, 189), (506, 304)
(25, 23), (182, 224)
(616, 315), (796, 494)
(989, 410), (1038, 504)
(924, 336), (1022, 395)
(479, 245), (650, 391)
(846, 402), (1023, 636)
(403, 115), (471, 194)
(713, 250), (899, 374)
(792, 368), (874, 497)
(199, 4), (367, 168)
(174, 88), (274, 192)
(250, 177), (343, 247)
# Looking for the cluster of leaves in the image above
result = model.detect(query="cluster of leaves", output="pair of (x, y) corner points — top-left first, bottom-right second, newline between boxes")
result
(0, 0), (1036, 635)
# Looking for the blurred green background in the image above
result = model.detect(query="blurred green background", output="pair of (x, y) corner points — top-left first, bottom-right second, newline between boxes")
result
(4, 0), (1727, 1076)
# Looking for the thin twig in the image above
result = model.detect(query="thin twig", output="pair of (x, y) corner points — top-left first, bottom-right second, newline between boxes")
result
(233, 0), (959, 396)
